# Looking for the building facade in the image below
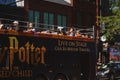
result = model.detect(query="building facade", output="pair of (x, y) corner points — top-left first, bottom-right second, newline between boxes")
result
(0, 0), (96, 28)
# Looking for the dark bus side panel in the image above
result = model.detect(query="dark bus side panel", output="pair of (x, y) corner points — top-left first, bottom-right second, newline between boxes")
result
(0, 33), (96, 80)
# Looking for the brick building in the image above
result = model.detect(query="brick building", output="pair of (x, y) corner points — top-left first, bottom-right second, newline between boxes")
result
(0, 0), (96, 28)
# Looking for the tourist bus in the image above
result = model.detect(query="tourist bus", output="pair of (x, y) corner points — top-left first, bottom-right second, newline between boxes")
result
(0, 18), (97, 80)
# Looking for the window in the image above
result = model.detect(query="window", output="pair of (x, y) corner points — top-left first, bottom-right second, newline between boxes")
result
(29, 10), (40, 28)
(43, 12), (54, 28)
(57, 15), (66, 28)
(29, 10), (34, 22)
(87, 14), (93, 26)
(34, 11), (40, 28)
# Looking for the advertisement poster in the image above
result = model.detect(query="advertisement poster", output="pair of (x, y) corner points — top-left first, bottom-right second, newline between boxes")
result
(0, 0), (24, 7)
(110, 47), (120, 61)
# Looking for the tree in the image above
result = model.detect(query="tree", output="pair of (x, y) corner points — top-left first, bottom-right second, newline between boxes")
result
(100, 0), (120, 41)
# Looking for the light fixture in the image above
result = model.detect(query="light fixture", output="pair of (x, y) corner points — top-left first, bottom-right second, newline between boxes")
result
(100, 35), (106, 42)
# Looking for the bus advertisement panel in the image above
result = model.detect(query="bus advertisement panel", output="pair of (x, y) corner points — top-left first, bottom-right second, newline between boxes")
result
(0, 32), (96, 80)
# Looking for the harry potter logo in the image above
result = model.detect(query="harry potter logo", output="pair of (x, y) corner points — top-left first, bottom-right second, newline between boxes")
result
(0, 37), (46, 71)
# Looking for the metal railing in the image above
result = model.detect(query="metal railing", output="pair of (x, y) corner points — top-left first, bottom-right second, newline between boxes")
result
(0, 18), (95, 38)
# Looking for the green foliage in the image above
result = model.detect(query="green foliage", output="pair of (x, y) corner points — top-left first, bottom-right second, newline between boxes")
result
(100, 0), (120, 41)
